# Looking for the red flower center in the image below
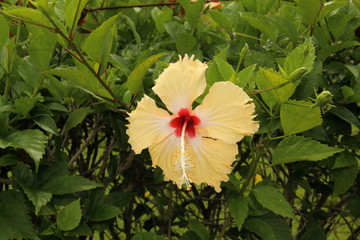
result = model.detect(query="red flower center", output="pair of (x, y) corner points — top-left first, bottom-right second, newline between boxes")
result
(170, 108), (200, 138)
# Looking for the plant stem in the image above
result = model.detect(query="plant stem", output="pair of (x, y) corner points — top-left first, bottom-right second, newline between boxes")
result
(67, 121), (104, 168)
(86, 0), (230, 12)
(240, 140), (261, 193)
(69, 0), (82, 40)
(0, 10), (57, 32)
(0, 9), (129, 110)
(87, 2), (181, 12)
(3, 74), (10, 99)
(248, 81), (290, 96)
(44, 14), (129, 110)
(234, 32), (262, 41)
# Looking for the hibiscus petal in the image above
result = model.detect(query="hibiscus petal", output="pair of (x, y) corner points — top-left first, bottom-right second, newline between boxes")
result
(152, 55), (207, 114)
(126, 95), (173, 154)
(189, 135), (238, 192)
(148, 134), (183, 187)
(194, 81), (259, 144)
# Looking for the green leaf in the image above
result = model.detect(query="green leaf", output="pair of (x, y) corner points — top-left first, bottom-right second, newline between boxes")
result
(256, 67), (295, 108)
(28, 29), (57, 71)
(88, 204), (121, 221)
(347, 192), (360, 218)
(236, 64), (256, 88)
(330, 106), (360, 129)
(316, 41), (360, 61)
(265, 15), (298, 43)
(64, 107), (92, 131)
(23, 187), (52, 214)
(41, 175), (102, 195)
(164, 21), (186, 40)
(296, 0), (322, 25)
(332, 151), (357, 169)
(209, 10), (233, 32)
(253, 186), (295, 219)
(0, 154), (17, 167)
(317, 0), (348, 21)
(34, 115), (59, 135)
(0, 190), (36, 240)
(57, 199), (82, 231)
(241, 12), (278, 42)
(46, 102), (69, 112)
(180, 231), (202, 240)
(64, 0), (88, 29)
(225, 192), (248, 230)
(5, 8), (52, 27)
(178, 0), (203, 29)
(188, 219), (211, 240)
(283, 38), (315, 75)
(83, 13), (119, 64)
(49, 68), (98, 94)
(241, 0), (275, 14)
(300, 226), (326, 240)
(63, 224), (92, 237)
(0, 129), (46, 171)
(14, 97), (36, 117)
(36, 0), (51, 12)
(206, 57), (236, 85)
(0, 15), (9, 51)
(272, 136), (343, 165)
(105, 192), (135, 209)
(126, 53), (168, 93)
(123, 15), (141, 46)
(18, 56), (42, 93)
(131, 232), (166, 240)
(331, 166), (358, 197)
(151, 7), (173, 33)
(176, 33), (197, 55)
(244, 213), (293, 240)
(280, 100), (322, 135)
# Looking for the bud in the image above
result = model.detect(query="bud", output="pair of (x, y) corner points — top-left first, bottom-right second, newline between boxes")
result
(238, 43), (249, 67)
(311, 90), (333, 108)
(288, 67), (308, 83)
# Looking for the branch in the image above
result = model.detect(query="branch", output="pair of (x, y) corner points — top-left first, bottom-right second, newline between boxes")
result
(86, 1), (230, 12)
(68, 122), (104, 168)
(87, 2), (181, 12)
(0, 178), (11, 185)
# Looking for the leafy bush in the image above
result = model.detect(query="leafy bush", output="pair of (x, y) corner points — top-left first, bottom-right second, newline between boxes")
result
(0, 0), (359, 239)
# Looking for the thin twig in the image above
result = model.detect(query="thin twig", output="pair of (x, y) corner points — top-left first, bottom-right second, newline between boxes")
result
(248, 81), (290, 96)
(217, 212), (233, 240)
(0, 178), (11, 185)
(86, 0), (230, 12)
(67, 122), (104, 168)
(87, 2), (181, 12)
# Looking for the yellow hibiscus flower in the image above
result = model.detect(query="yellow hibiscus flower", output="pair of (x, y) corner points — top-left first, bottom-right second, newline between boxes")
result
(126, 55), (258, 192)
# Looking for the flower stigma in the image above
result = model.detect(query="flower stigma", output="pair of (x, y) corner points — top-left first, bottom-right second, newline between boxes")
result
(170, 108), (199, 190)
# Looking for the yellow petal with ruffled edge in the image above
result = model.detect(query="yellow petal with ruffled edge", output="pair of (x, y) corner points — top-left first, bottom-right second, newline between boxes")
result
(152, 55), (207, 114)
(194, 81), (259, 144)
(126, 95), (173, 154)
(188, 133), (238, 192)
(148, 134), (183, 187)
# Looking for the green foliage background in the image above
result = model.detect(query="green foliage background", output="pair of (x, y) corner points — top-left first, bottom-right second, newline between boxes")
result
(0, 0), (359, 239)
